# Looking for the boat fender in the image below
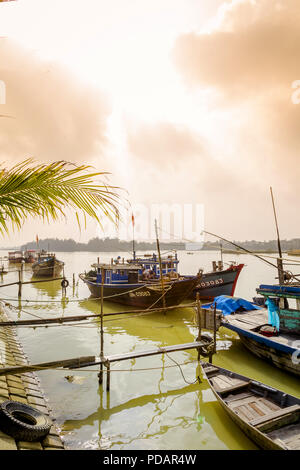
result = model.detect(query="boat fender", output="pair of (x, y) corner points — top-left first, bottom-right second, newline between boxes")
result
(0, 401), (52, 442)
(61, 279), (69, 289)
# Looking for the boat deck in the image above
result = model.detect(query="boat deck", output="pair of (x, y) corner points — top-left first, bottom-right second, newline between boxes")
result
(204, 364), (300, 450)
(222, 309), (299, 347)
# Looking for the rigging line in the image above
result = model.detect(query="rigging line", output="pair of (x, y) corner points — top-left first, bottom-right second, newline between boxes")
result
(158, 225), (300, 283)
(164, 352), (200, 385)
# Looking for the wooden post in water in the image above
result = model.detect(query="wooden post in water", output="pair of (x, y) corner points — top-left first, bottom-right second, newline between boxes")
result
(18, 270), (22, 299)
(213, 302), (217, 355)
(98, 266), (105, 384)
(196, 292), (202, 361)
(106, 360), (111, 392)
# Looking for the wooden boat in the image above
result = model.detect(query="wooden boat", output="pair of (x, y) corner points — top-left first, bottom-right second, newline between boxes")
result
(127, 253), (244, 300)
(201, 361), (300, 450)
(24, 249), (37, 264)
(222, 288), (300, 377)
(79, 260), (200, 308)
(8, 251), (24, 263)
(32, 252), (64, 278)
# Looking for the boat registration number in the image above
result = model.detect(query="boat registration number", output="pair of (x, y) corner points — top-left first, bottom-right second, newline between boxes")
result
(199, 278), (224, 288)
(129, 291), (151, 297)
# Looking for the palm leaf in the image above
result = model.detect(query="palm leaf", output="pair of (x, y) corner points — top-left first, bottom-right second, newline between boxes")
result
(0, 159), (122, 235)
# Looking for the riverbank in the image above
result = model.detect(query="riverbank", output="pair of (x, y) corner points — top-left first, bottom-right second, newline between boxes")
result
(0, 303), (65, 450)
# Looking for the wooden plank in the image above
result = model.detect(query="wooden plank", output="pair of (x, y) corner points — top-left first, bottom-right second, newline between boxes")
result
(106, 341), (206, 363)
(235, 404), (256, 421)
(0, 340), (208, 376)
(260, 398), (280, 412)
(248, 402), (265, 417)
(0, 303), (198, 327)
(250, 405), (300, 427)
(217, 381), (250, 395)
(224, 392), (253, 404)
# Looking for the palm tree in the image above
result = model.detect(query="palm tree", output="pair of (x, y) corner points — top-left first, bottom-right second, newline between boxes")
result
(0, 159), (121, 235)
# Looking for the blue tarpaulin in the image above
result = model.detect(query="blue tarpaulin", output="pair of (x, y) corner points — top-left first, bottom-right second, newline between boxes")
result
(202, 295), (261, 316)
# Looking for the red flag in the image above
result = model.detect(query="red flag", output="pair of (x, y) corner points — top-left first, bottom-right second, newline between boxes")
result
(131, 214), (135, 226)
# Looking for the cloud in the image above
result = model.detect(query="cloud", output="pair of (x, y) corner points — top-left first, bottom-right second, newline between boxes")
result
(0, 39), (111, 164)
(172, 0), (300, 187)
(173, 0), (300, 96)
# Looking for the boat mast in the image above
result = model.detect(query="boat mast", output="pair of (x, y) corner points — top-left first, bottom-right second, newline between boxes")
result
(132, 214), (136, 261)
(155, 219), (166, 310)
(270, 187), (284, 284)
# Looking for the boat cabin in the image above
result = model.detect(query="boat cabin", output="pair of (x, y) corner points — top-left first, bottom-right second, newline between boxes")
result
(127, 253), (179, 278)
(8, 251), (24, 262)
(257, 284), (300, 335)
(91, 263), (142, 285)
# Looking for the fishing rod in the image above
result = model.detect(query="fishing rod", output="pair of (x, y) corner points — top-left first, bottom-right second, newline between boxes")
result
(202, 230), (300, 283)
(202, 230), (278, 269)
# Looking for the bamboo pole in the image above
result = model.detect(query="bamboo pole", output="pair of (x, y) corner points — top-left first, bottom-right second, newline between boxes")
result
(196, 292), (201, 361)
(0, 302), (198, 328)
(18, 270), (22, 299)
(155, 219), (166, 312)
(98, 266), (105, 384)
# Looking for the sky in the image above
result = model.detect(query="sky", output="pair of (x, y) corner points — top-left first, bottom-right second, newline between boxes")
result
(0, 0), (299, 247)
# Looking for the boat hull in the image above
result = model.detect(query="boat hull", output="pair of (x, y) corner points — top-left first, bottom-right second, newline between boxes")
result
(32, 258), (64, 278)
(188, 264), (244, 300)
(79, 275), (199, 308)
(238, 334), (300, 377)
(222, 309), (300, 377)
(202, 362), (300, 450)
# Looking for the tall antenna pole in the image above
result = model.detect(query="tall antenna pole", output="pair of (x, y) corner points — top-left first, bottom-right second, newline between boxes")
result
(132, 214), (136, 261)
(270, 187), (284, 284)
(155, 219), (166, 311)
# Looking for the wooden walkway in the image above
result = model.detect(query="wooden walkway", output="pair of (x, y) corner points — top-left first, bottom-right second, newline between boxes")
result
(0, 306), (65, 450)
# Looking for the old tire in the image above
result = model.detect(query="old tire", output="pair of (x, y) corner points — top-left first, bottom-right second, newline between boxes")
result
(61, 279), (69, 288)
(0, 401), (52, 441)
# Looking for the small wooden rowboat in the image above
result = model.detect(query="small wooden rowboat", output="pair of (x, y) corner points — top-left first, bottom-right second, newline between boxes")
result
(201, 362), (300, 450)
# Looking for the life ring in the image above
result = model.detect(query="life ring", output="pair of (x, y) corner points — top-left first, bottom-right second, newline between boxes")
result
(0, 401), (52, 441)
(61, 279), (69, 289)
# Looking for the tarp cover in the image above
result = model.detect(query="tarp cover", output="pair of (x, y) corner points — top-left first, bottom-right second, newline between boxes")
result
(202, 295), (261, 316)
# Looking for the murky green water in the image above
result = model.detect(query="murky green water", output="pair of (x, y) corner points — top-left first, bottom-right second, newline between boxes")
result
(0, 250), (299, 450)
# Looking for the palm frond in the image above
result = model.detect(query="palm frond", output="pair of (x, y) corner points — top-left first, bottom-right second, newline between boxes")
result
(0, 159), (122, 235)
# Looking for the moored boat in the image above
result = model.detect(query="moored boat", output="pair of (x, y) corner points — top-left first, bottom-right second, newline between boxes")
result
(24, 249), (37, 264)
(8, 251), (24, 263)
(201, 361), (300, 450)
(216, 292), (300, 377)
(32, 252), (64, 278)
(79, 260), (200, 308)
(127, 252), (244, 300)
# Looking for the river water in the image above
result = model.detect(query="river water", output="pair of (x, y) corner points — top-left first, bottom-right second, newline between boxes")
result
(0, 250), (299, 450)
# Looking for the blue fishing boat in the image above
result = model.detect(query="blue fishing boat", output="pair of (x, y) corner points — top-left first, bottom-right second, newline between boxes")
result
(79, 260), (200, 308)
(215, 289), (300, 377)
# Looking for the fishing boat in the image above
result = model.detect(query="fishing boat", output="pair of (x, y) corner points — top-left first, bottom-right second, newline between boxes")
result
(201, 362), (300, 450)
(127, 253), (244, 300)
(24, 249), (37, 264)
(216, 291), (300, 377)
(32, 251), (64, 278)
(79, 260), (200, 308)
